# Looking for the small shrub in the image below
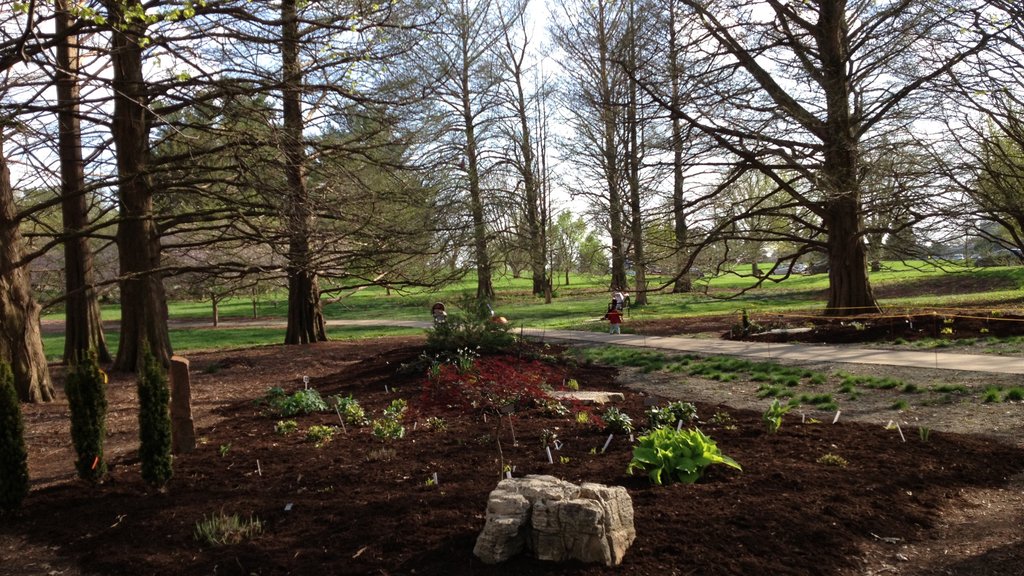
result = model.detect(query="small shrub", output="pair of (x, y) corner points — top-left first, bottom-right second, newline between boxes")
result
(891, 400), (909, 410)
(65, 351), (108, 482)
(0, 362), (29, 512)
(626, 427), (741, 485)
(424, 416), (447, 431)
(137, 347), (173, 487)
(194, 512), (263, 546)
(425, 296), (515, 355)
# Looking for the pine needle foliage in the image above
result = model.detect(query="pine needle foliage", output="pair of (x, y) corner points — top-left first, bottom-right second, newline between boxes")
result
(137, 347), (173, 487)
(65, 351), (108, 482)
(0, 362), (29, 511)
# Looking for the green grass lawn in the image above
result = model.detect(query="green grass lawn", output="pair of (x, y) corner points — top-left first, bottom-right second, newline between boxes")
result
(38, 262), (1024, 357)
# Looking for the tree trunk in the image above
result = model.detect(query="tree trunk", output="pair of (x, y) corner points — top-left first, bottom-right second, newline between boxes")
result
(107, 0), (172, 371)
(0, 139), (55, 402)
(57, 1), (111, 364)
(281, 0), (327, 344)
(625, 0), (647, 307)
(668, 0), (691, 294)
(460, 45), (493, 302)
(599, 1), (627, 293)
(817, 1), (879, 315)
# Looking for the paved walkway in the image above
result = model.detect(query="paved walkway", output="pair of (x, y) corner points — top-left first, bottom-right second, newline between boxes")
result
(345, 319), (1024, 375)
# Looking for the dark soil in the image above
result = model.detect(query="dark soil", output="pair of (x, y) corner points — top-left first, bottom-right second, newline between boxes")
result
(3, 336), (1024, 576)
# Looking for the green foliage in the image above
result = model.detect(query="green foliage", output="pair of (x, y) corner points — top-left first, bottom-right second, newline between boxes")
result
(333, 394), (369, 426)
(371, 399), (407, 442)
(890, 400), (909, 410)
(626, 427), (741, 485)
(982, 387), (1002, 403)
(646, 401), (697, 430)
(262, 387), (329, 417)
(65, 351), (108, 482)
(274, 420), (298, 435)
(601, 407), (634, 435)
(0, 363), (29, 511)
(194, 512), (263, 546)
(424, 416), (447, 432)
(306, 425), (337, 447)
(137, 347), (173, 487)
(763, 399), (791, 434)
(425, 296), (515, 355)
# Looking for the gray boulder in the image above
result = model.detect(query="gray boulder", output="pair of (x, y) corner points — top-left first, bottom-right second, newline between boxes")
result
(473, 475), (635, 566)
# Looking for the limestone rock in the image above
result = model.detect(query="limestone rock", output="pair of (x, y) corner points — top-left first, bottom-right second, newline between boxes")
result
(473, 475), (635, 566)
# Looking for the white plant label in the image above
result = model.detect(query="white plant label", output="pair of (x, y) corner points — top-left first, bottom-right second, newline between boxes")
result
(553, 439), (563, 451)
(545, 446), (553, 464)
(832, 410), (841, 424)
(601, 434), (614, 453)
(302, 375), (309, 389)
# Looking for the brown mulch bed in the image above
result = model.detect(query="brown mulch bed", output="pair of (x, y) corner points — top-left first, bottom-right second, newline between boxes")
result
(3, 335), (1024, 575)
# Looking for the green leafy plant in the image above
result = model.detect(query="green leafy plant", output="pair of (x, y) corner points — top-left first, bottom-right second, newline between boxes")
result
(918, 426), (931, 442)
(274, 420), (298, 435)
(424, 416), (447, 431)
(306, 425), (337, 447)
(371, 418), (405, 442)
(763, 399), (791, 434)
(194, 512), (263, 546)
(65, 351), (108, 482)
(601, 407), (634, 435)
(137, 347), (173, 487)
(626, 427), (741, 485)
(565, 378), (580, 391)
(709, 410), (736, 430)
(540, 428), (559, 448)
(0, 362), (29, 512)
(219, 443), (231, 457)
(333, 394), (369, 426)
(262, 387), (329, 417)
(646, 401), (697, 429)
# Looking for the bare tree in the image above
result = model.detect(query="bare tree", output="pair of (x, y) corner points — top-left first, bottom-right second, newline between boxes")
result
(637, 0), (993, 315)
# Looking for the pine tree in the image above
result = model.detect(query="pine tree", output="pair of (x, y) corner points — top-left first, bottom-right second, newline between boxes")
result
(0, 362), (29, 511)
(137, 347), (172, 487)
(65, 351), (107, 482)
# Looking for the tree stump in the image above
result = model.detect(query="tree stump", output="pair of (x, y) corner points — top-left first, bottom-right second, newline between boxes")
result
(169, 356), (196, 454)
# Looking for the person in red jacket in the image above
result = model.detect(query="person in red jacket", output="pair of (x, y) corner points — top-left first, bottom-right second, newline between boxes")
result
(604, 307), (623, 334)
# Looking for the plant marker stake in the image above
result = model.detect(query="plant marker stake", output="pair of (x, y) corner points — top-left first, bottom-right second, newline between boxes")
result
(508, 414), (517, 444)
(801, 412), (806, 423)
(546, 446), (554, 464)
(413, 421), (418, 431)
(676, 420), (684, 431)
(303, 375), (309, 389)
(895, 422), (906, 443)
(433, 472), (439, 485)
(384, 384), (389, 393)
(256, 459), (262, 476)
(601, 434), (614, 454)
(553, 439), (563, 451)
(335, 406), (347, 432)
(832, 410), (841, 424)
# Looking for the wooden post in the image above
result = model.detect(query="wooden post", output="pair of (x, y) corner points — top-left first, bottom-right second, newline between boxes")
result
(169, 355), (196, 454)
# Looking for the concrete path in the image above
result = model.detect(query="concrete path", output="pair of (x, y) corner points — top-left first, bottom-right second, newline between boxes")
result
(344, 319), (1024, 375)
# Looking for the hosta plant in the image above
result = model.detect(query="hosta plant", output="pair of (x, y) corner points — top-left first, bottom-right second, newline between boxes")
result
(763, 399), (792, 434)
(626, 427), (741, 485)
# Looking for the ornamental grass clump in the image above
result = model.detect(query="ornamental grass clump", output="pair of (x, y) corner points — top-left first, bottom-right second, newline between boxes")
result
(627, 427), (741, 485)
(0, 362), (29, 512)
(65, 351), (108, 482)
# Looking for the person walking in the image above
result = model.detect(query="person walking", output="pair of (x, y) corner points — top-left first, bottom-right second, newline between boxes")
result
(604, 307), (623, 334)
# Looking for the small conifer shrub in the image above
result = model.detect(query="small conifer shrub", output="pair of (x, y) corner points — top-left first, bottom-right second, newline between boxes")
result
(137, 347), (173, 487)
(65, 351), (108, 482)
(0, 362), (29, 511)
